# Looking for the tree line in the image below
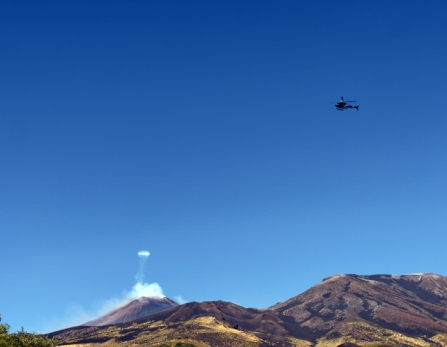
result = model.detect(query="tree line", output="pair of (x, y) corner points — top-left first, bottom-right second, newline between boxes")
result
(0, 315), (56, 347)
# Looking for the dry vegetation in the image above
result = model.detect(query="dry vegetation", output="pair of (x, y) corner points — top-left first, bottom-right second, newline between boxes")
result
(57, 319), (447, 347)
(431, 334), (447, 346)
(58, 316), (269, 347)
(315, 321), (445, 347)
(61, 340), (210, 347)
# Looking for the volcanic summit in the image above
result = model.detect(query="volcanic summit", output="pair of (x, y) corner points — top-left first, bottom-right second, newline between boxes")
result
(83, 296), (178, 326)
(270, 273), (447, 338)
(51, 273), (447, 347)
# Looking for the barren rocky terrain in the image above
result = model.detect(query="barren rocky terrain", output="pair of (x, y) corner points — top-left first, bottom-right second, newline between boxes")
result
(83, 297), (178, 326)
(270, 273), (447, 339)
(50, 273), (447, 347)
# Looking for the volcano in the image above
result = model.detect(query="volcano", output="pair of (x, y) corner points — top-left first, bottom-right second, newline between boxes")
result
(51, 273), (447, 347)
(83, 296), (178, 326)
(269, 273), (447, 338)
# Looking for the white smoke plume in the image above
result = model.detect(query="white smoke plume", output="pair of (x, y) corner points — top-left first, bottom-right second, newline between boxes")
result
(127, 282), (164, 299)
(131, 250), (165, 299)
(174, 295), (187, 304)
(135, 250), (150, 283)
(43, 250), (177, 332)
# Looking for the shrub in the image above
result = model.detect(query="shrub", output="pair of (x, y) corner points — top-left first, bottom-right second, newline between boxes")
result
(0, 315), (56, 347)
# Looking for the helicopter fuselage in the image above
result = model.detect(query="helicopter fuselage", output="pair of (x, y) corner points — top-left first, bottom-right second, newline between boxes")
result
(335, 102), (359, 110)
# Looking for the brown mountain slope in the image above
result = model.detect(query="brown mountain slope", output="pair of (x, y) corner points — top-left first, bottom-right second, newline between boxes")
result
(270, 273), (447, 339)
(52, 301), (305, 346)
(50, 273), (447, 347)
(83, 297), (178, 326)
(131, 300), (313, 342)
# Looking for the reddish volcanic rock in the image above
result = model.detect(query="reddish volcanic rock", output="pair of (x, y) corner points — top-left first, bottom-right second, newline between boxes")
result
(50, 273), (447, 346)
(269, 273), (447, 337)
(83, 296), (178, 326)
(136, 300), (294, 339)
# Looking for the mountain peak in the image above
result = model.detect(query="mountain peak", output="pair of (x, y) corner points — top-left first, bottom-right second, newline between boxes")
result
(51, 272), (447, 347)
(270, 272), (447, 338)
(83, 296), (179, 326)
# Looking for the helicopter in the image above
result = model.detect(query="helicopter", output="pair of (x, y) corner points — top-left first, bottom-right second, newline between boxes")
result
(333, 97), (359, 111)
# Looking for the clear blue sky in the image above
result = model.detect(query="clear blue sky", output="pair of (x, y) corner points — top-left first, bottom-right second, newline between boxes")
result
(1, 0), (447, 333)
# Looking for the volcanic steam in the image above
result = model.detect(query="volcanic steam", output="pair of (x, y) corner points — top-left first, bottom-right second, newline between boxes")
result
(128, 250), (164, 299)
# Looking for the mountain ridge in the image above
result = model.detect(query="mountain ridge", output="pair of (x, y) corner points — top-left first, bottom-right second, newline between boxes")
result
(83, 296), (178, 326)
(269, 273), (447, 340)
(50, 273), (447, 347)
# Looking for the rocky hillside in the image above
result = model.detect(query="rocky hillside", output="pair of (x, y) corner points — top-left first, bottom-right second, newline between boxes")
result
(83, 297), (178, 326)
(270, 273), (447, 339)
(50, 273), (447, 347)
